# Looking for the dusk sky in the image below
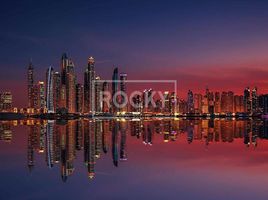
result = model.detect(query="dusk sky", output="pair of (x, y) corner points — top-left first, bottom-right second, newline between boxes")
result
(1, 0), (268, 107)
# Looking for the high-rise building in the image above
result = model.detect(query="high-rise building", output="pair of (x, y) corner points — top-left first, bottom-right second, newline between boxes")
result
(163, 91), (171, 113)
(102, 81), (109, 113)
(234, 95), (244, 113)
(75, 84), (84, 113)
(187, 90), (194, 113)
(112, 67), (119, 113)
(61, 53), (69, 85)
(143, 89), (154, 113)
(0, 92), (12, 112)
(27, 61), (34, 108)
(38, 81), (46, 111)
(259, 94), (268, 114)
(53, 72), (61, 111)
(221, 91), (234, 113)
(119, 73), (127, 112)
(244, 87), (251, 114)
(226, 91), (234, 113)
(169, 92), (177, 114)
(194, 93), (202, 114)
(252, 87), (258, 114)
(30, 81), (46, 113)
(207, 90), (214, 114)
(32, 84), (39, 109)
(214, 92), (221, 114)
(46, 67), (55, 113)
(95, 76), (102, 113)
(84, 57), (96, 114)
(202, 95), (208, 114)
(66, 60), (76, 113)
(220, 92), (228, 113)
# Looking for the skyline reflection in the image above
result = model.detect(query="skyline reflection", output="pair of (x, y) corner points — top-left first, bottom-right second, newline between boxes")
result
(1, 119), (268, 181)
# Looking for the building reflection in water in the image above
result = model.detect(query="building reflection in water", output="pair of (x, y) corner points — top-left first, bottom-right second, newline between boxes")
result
(2, 119), (268, 181)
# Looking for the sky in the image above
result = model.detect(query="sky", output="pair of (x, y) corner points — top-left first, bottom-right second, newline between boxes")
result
(1, 0), (268, 107)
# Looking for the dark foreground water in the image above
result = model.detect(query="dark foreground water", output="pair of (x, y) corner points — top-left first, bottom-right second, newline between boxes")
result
(1, 118), (268, 200)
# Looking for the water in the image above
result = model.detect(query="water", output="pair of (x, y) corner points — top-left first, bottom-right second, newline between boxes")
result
(1, 118), (268, 200)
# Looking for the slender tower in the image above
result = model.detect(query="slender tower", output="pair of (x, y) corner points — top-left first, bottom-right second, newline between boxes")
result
(27, 60), (34, 108)
(120, 73), (127, 112)
(84, 57), (96, 114)
(112, 67), (119, 113)
(46, 66), (55, 113)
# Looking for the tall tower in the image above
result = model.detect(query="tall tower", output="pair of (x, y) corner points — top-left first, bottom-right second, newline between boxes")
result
(38, 81), (46, 111)
(76, 84), (84, 113)
(187, 90), (194, 114)
(84, 57), (95, 114)
(102, 81), (109, 113)
(53, 72), (61, 111)
(95, 76), (102, 113)
(244, 87), (251, 114)
(66, 60), (76, 113)
(46, 67), (55, 113)
(61, 53), (69, 85)
(120, 73), (127, 112)
(112, 67), (119, 113)
(27, 61), (34, 108)
(252, 87), (258, 114)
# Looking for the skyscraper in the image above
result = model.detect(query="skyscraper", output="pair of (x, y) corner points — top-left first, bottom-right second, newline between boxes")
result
(27, 61), (34, 108)
(214, 92), (221, 114)
(53, 72), (61, 111)
(46, 67), (54, 113)
(84, 57), (96, 114)
(95, 76), (102, 113)
(75, 84), (84, 113)
(244, 87), (251, 114)
(194, 93), (202, 114)
(112, 67), (119, 113)
(187, 90), (194, 114)
(66, 60), (76, 113)
(0, 92), (12, 112)
(61, 53), (69, 85)
(120, 73), (127, 112)
(252, 87), (258, 114)
(38, 81), (46, 111)
(102, 81), (109, 113)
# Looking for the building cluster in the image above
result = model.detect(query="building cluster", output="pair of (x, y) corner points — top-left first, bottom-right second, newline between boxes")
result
(178, 87), (267, 115)
(27, 54), (128, 115)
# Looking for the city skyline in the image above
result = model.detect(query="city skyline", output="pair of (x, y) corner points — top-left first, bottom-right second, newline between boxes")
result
(2, 1), (268, 107)
(1, 53), (268, 117)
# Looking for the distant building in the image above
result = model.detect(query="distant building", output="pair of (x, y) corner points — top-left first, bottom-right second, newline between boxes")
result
(259, 94), (268, 114)
(46, 67), (54, 113)
(244, 87), (251, 114)
(112, 67), (119, 113)
(53, 72), (61, 111)
(187, 90), (194, 114)
(252, 87), (258, 113)
(119, 73), (127, 112)
(234, 95), (244, 113)
(27, 61), (34, 108)
(84, 57), (96, 113)
(194, 93), (202, 114)
(76, 84), (84, 113)
(214, 92), (221, 113)
(102, 81), (109, 113)
(95, 76), (102, 113)
(66, 60), (76, 113)
(0, 92), (12, 112)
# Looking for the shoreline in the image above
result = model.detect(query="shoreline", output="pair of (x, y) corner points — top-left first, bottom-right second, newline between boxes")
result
(0, 112), (266, 120)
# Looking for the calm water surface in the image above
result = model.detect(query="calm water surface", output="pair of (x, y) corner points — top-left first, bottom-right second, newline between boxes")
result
(1, 119), (268, 200)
